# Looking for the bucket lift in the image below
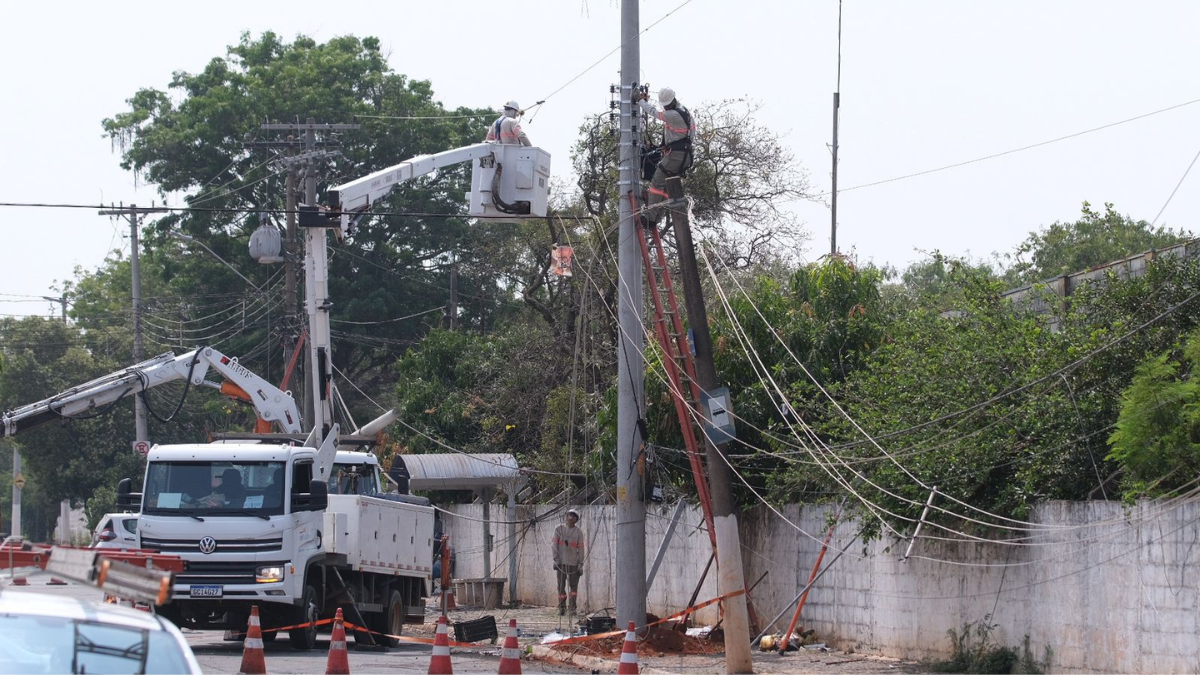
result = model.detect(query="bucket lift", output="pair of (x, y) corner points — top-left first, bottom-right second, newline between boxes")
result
(333, 142), (551, 232)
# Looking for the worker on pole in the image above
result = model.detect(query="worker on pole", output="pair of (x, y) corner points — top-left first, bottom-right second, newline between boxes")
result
(485, 100), (532, 146)
(636, 86), (695, 222)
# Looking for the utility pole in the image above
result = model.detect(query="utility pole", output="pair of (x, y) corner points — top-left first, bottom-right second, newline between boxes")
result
(616, 0), (647, 633)
(448, 262), (458, 330)
(99, 204), (168, 447)
(830, 92), (840, 256)
(41, 295), (67, 322)
(830, 0), (843, 256)
(669, 207), (755, 672)
(254, 119), (358, 433)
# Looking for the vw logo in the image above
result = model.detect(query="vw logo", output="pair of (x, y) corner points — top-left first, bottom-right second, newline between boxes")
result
(198, 536), (218, 554)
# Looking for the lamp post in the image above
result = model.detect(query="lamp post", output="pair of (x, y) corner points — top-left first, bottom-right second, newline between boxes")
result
(168, 232), (262, 292)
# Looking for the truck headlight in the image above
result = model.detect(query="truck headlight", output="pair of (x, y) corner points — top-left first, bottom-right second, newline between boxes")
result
(255, 565), (285, 583)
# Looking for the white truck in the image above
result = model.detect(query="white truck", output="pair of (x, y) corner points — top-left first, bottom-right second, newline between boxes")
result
(1, 348), (436, 649)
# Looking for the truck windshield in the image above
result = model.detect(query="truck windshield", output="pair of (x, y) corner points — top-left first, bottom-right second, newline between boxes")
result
(328, 463), (379, 495)
(143, 461), (286, 517)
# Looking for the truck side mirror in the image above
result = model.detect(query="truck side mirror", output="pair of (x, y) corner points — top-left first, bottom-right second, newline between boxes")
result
(116, 477), (142, 510)
(308, 480), (328, 511)
(292, 480), (328, 512)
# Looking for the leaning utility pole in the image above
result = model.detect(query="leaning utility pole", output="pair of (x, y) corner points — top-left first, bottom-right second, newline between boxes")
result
(615, 0), (647, 633)
(669, 205), (755, 672)
(99, 203), (168, 447)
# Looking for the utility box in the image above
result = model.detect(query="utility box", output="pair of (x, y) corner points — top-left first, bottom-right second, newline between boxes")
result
(468, 145), (551, 222)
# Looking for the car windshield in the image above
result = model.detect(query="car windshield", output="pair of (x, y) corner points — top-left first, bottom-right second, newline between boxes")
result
(143, 461), (286, 517)
(0, 614), (193, 674)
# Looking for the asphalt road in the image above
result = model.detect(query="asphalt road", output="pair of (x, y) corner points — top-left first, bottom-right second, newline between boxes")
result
(3, 572), (584, 674)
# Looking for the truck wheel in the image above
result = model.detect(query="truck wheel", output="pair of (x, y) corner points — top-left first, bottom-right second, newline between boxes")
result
(288, 585), (319, 650)
(379, 589), (404, 648)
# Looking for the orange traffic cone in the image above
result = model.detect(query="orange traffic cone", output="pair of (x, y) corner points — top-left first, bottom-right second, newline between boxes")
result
(444, 584), (457, 611)
(428, 614), (453, 674)
(497, 618), (522, 674)
(326, 608), (351, 675)
(616, 621), (639, 675)
(238, 605), (268, 675)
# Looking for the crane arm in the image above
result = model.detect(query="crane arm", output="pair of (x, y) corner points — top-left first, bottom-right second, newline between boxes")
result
(1, 347), (300, 438)
(333, 143), (499, 228)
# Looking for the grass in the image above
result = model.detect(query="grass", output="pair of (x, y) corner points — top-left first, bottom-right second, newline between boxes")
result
(931, 615), (1052, 674)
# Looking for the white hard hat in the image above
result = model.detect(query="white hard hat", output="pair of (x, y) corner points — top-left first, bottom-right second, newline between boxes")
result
(658, 87), (676, 106)
(567, 508), (580, 519)
(504, 100), (521, 111)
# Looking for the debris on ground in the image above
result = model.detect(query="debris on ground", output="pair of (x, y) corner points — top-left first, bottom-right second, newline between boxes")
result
(545, 626), (724, 658)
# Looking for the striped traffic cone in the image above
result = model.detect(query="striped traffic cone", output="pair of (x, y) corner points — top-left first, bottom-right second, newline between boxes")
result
(497, 618), (522, 674)
(616, 621), (639, 675)
(326, 608), (350, 675)
(428, 615), (453, 674)
(238, 605), (268, 675)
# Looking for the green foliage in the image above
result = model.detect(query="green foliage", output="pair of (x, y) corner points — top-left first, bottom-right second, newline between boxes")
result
(100, 32), (497, 422)
(1003, 201), (1190, 287)
(85, 484), (119, 532)
(933, 616), (1052, 674)
(1107, 329), (1200, 498)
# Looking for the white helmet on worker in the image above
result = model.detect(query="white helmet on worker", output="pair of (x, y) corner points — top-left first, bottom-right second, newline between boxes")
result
(566, 508), (580, 520)
(503, 100), (521, 115)
(658, 87), (676, 106)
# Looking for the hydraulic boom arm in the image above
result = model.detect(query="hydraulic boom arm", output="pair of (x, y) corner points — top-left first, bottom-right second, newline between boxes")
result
(1, 346), (301, 438)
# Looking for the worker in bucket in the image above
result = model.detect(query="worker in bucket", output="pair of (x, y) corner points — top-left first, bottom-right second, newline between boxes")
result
(552, 508), (585, 616)
(636, 86), (695, 223)
(485, 100), (532, 146)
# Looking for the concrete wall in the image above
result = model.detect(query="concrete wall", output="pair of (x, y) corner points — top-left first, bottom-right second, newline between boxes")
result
(443, 499), (1200, 673)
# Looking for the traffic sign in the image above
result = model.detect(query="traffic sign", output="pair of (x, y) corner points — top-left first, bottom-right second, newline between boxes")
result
(13, 472), (26, 490)
(132, 441), (151, 456)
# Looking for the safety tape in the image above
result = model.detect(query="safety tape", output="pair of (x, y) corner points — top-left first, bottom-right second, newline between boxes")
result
(548, 587), (747, 647)
(252, 616), (482, 647)
(255, 589), (745, 650)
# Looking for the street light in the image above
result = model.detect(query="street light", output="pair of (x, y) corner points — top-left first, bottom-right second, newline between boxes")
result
(168, 232), (262, 292)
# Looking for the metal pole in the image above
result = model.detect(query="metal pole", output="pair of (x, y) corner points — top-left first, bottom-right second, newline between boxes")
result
(752, 535), (858, 647)
(507, 490), (518, 606)
(646, 499), (688, 591)
(830, 92), (840, 256)
(130, 208), (149, 447)
(482, 490), (492, 578)
(616, 0), (647, 633)
(11, 451), (20, 539)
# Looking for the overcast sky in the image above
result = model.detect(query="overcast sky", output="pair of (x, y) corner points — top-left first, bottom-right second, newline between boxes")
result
(3, 0), (1198, 321)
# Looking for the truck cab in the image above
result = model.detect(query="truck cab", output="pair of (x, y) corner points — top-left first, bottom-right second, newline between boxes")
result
(131, 443), (433, 650)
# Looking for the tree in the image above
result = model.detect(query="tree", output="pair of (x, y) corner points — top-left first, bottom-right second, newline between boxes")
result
(1003, 201), (1191, 286)
(101, 32), (497, 419)
(0, 318), (144, 532)
(1106, 331), (1200, 500)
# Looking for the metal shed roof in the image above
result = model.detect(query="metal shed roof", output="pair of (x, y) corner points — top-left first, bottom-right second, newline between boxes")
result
(392, 453), (523, 491)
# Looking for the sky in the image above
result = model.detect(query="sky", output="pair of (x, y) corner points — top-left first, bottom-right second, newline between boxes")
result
(3, 0), (1198, 321)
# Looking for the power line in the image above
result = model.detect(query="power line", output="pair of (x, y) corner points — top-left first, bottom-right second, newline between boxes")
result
(815, 96), (1200, 197)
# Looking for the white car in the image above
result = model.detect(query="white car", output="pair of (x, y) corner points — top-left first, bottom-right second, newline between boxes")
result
(91, 513), (139, 550)
(0, 590), (203, 674)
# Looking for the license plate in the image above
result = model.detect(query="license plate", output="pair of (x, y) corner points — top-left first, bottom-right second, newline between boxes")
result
(190, 585), (223, 598)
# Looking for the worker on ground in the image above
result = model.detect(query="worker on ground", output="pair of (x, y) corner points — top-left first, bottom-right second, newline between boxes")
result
(637, 86), (696, 223)
(552, 508), (585, 616)
(486, 100), (532, 147)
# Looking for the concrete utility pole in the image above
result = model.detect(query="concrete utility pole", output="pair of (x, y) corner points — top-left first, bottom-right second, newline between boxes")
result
(254, 119), (358, 433)
(99, 204), (168, 447)
(615, 0), (647, 633)
(669, 207), (755, 671)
